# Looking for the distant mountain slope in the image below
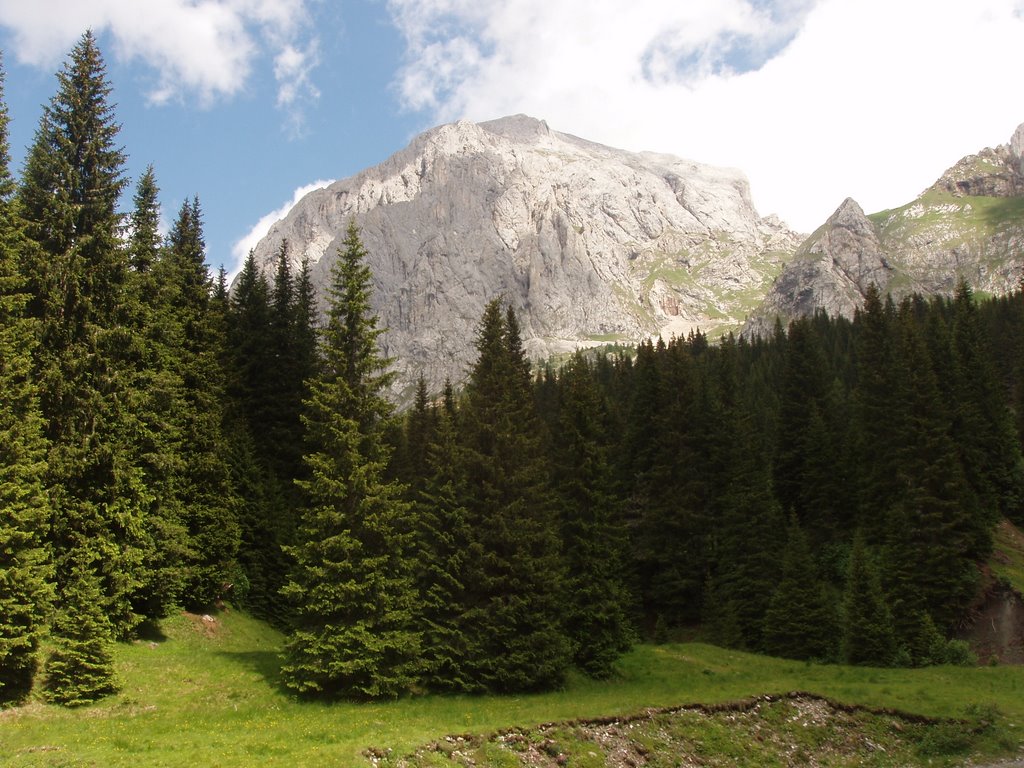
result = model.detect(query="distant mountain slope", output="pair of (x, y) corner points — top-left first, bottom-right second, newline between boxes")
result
(745, 124), (1024, 337)
(249, 115), (801, 398)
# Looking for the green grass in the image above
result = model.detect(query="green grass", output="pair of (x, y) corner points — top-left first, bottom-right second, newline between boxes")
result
(4, 611), (1024, 767)
(868, 190), (1024, 244)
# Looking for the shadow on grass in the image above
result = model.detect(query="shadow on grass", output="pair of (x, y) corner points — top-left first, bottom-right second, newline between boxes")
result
(136, 617), (169, 643)
(216, 650), (288, 694)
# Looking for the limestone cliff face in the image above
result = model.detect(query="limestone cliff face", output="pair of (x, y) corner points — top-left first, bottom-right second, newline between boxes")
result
(745, 124), (1024, 338)
(249, 115), (800, 398)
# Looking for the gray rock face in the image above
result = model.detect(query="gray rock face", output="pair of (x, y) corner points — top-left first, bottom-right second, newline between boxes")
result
(746, 199), (890, 337)
(745, 123), (1024, 338)
(249, 115), (801, 399)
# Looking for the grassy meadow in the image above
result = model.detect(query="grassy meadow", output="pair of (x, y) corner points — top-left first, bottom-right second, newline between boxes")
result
(3, 607), (1024, 767)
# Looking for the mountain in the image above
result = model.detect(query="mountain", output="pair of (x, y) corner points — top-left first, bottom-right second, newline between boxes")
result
(248, 115), (801, 398)
(744, 124), (1024, 337)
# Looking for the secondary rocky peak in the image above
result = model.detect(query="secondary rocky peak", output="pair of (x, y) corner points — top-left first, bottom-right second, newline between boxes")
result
(745, 124), (1024, 338)
(743, 198), (887, 338)
(828, 197), (867, 225)
(250, 115), (801, 400)
(930, 123), (1024, 199)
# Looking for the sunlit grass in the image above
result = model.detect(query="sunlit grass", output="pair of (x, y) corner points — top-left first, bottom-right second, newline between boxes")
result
(4, 609), (1024, 767)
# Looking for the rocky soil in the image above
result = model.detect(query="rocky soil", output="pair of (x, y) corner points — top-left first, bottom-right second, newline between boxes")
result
(374, 693), (1008, 768)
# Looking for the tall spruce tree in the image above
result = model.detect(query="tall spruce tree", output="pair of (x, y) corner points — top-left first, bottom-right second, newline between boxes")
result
(157, 198), (240, 607)
(761, 517), (837, 661)
(19, 31), (152, 637)
(703, 371), (784, 651)
(122, 167), (191, 621)
(553, 353), (633, 676)
(414, 401), (475, 692)
(632, 338), (710, 627)
(282, 222), (421, 699)
(454, 299), (570, 692)
(947, 280), (1024, 527)
(880, 306), (979, 648)
(0, 58), (54, 703)
(840, 533), (895, 666)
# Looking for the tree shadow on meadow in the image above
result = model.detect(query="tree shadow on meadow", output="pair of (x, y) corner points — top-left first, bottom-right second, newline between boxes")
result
(215, 649), (289, 694)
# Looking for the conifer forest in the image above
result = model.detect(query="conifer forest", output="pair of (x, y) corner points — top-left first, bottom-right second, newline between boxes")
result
(3, 32), (1024, 707)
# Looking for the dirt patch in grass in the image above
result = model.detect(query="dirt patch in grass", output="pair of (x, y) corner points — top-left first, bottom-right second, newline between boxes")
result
(183, 611), (228, 640)
(378, 693), (999, 768)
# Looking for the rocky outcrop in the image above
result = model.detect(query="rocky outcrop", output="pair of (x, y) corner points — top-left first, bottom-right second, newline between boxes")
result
(745, 123), (1024, 337)
(931, 144), (1023, 199)
(746, 199), (890, 336)
(249, 115), (801, 399)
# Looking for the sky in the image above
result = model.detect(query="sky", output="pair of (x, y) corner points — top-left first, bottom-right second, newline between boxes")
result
(1, 0), (1023, 279)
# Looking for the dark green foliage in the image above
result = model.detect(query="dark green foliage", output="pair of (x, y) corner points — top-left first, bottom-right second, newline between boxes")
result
(0, 59), (53, 704)
(946, 281), (1024, 526)
(552, 353), (633, 677)
(841, 533), (895, 666)
(761, 518), (837, 661)
(630, 339), (711, 627)
(882, 307), (980, 639)
(413, 404), (475, 692)
(43, 560), (118, 706)
(705, 378), (785, 651)
(282, 222), (421, 699)
(121, 168), (190, 622)
(454, 299), (570, 692)
(158, 198), (239, 608)
(224, 244), (317, 623)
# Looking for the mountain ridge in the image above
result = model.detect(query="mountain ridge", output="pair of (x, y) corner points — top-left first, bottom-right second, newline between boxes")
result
(250, 114), (801, 397)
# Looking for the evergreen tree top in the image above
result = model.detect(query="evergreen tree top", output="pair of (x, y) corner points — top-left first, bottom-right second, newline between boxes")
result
(22, 30), (126, 232)
(320, 221), (394, 421)
(0, 54), (13, 201)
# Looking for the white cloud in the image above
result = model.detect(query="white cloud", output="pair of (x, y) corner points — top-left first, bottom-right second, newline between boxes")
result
(388, 0), (1024, 232)
(0, 0), (320, 120)
(230, 179), (335, 282)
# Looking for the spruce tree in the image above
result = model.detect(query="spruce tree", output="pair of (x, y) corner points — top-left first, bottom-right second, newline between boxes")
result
(703, 380), (784, 652)
(455, 299), (570, 692)
(19, 31), (152, 637)
(121, 168), (192, 621)
(631, 338), (710, 627)
(761, 518), (837, 661)
(947, 280), (1024, 527)
(43, 559), (118, 706)
(840, 533), (895, 666)
(553, 353), (633, 676)
(851, 285), (901, 543)
(0, 59), (54, 703)
(226, 251), (273, 433)
(282, 222), (420, 699)
(414, 402), (475, 692)
(157, 198), (240, 607)
(882, 307), (979, 642)
(396, 375), (435, 496)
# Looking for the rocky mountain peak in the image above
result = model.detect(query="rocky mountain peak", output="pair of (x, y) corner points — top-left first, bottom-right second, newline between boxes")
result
(479, 114), (552, 141)
(250, 115), (801, 400)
